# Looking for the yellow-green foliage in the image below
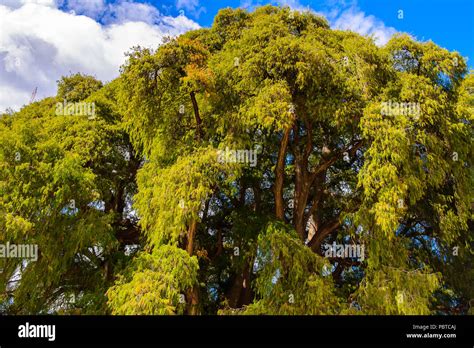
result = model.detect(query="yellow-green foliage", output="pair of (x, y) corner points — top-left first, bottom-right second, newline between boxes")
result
(134, 147), (240, 248)
(243, 222), (342, 315)
(107, 245), (199, 315)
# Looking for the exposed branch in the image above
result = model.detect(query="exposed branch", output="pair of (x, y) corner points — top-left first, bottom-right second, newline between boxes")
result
(308, 218), (341, 253)
(274, 127), (291, 220)
(190, 91), (203, 141)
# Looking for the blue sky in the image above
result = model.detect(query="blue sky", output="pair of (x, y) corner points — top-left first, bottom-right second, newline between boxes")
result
(1, 0), (473, 111)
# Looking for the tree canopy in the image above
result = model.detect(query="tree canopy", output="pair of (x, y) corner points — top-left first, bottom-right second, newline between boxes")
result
(1, 5), (473, 315)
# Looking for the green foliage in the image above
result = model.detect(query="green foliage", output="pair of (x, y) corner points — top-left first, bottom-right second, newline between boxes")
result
(57, 73), (103, 102)
(134, 147), (240, 248)
(346, 235), (440, 314)
(242, 222), (341, 314)
(107, 245), (198, 315)
(0, 75), (133, 314)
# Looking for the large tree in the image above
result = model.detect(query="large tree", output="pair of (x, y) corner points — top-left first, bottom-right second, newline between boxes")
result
(1, 6), (472, 315)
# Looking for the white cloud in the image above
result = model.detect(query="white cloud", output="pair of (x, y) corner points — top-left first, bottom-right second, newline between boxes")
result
(275, 0), (311, 12)
(60, 0), (167, 24)
(0, 0), (57, 8)
(176, 0), (199, 10)
(100, 1), (161, 25)
(64, 0), (105, 19)
(330, 6), (396, 46)
(176, 0), (206, 19)
(0, 1), (200, 112)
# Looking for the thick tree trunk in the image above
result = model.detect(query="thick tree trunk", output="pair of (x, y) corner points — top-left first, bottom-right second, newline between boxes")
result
(292, 122), (314, 240)
(239, 263), (254, 306)
(186, 286), (200, 315)
(186, 220), (197, 256)
(226, 262), (254, 308)
(274, 127), (291, 220)
(293, 168), (311, 240)
(294, 139), (363, 245)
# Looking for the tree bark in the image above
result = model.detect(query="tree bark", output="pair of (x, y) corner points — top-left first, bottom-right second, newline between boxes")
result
(307, 218), (341, 253)
(186, 220), (197, 256)
(274, 127), (291, 220)
(190, 91), (203, 141)
(225, 261), (254, 308)
(292, 122), (314, 240)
